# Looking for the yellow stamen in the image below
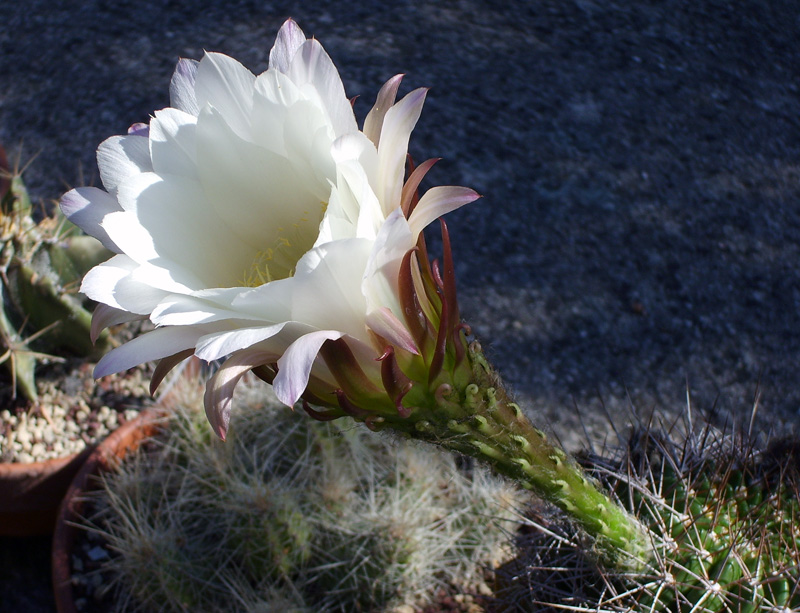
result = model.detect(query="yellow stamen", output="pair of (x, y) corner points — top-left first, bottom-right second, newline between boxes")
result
(240, 203), (327, 287)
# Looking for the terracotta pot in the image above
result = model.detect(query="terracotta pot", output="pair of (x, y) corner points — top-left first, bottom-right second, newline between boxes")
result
(0, 448), (95, 537)
(51, 407), (166, 613)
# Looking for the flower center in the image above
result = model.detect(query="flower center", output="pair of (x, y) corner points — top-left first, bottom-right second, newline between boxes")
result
(242, 204), (326, 287)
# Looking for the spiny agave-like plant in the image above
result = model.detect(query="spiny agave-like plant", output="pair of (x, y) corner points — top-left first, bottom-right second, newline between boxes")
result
(495, 401), (800, 612)
(83, 375), (524, 612)
(0, 145), (113, 403)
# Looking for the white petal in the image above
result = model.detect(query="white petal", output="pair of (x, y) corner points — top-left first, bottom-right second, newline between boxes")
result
(60, 187), (122, 252)
(363, 208), (414, 315)
(365, 307), (419, 354)
(169, 58), (200, 116)
(288, 39), (358, 138)
(228, 280), (294, 321)
(196, 106), (326, 251)
(323, 134), (383, 243)
(94, 326), (205, 378)
(149, 108), (198, 178)
(101, 210), (159, 262)
(274, 330), (343, 406)
(81, 255), (168, 314)
(113, 171), (253, 288)
(90, 304), (145, 344)
(194, 323), (289, 362)
(292, 238), (371, 338)
(268, 19), (306, 74)
(282, 101), (338, 200)
(377, 88), (427, 215)
(407, 186), (481, 238)
(204, 348), (276, 439)
(96, 134), (152, 197)
(194, 52), (256, 141)
(150, 289), (254, 326)
(363, 74), (403, 147)
(252, 69), (302, 156)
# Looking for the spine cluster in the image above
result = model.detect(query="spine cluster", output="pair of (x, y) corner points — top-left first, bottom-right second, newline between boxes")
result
(497, 416), (800, 612)
(0, 148), (113, 403)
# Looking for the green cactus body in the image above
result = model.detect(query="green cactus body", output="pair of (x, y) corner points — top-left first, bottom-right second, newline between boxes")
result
(632, 454), (800, 612)
(84, 381), (524, 612)
(497, 422), (800, 613)
(0, 161), (113, 402)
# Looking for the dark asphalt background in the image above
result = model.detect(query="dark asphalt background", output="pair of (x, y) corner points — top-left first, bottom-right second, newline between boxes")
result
(2, 1), (800, 610)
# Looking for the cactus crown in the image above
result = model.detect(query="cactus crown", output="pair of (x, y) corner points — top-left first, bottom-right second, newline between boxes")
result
(79, 377), (524, 612)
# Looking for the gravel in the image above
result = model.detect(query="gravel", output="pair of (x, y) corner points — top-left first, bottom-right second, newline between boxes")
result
(0, 361), (148, 463)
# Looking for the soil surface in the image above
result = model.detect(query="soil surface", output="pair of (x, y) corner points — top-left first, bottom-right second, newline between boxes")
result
(1, 1), (799, 610)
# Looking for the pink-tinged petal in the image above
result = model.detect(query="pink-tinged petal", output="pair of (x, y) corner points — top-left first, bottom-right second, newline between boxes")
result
(366, 307), (419, 355)
(169, 58), (200, 116)
(60, 187), (122, 252)
(274, 330), (344, 406)
(96, 134), (152, 196)
(363, 74), (403, 147)
(407, 186), (481, 238)
(194, 52), (256, 141)
(127, 123), (149, 137)
(400, 157), (440, 216)
(150, 349), (195, 395)
(94, 326), (205, 378)
(288, 39), (358, 138)
(194, 323), (290, 362)
(204, 348), (276, 439)
(268, 18), (306, 74)
(90, 303), (145, 344)
(377, 88), (427, 215)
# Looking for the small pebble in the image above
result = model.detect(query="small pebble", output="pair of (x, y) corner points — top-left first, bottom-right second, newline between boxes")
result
(87, 545), (110, 562)
(1, 364), (151, 462)
(15, 428), (31, 445)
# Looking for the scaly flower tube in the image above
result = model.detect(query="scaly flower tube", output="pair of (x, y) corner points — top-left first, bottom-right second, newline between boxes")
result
(62, 19), (651, 570)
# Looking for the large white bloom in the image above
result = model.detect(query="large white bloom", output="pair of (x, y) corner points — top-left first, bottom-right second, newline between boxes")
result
(61, 19), (478, 436)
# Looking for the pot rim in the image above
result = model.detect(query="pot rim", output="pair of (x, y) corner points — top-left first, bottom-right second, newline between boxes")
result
(51, 406), (167, 613)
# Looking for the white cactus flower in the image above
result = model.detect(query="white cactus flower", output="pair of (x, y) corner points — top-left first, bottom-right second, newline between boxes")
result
(61, 19), (478, 437)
